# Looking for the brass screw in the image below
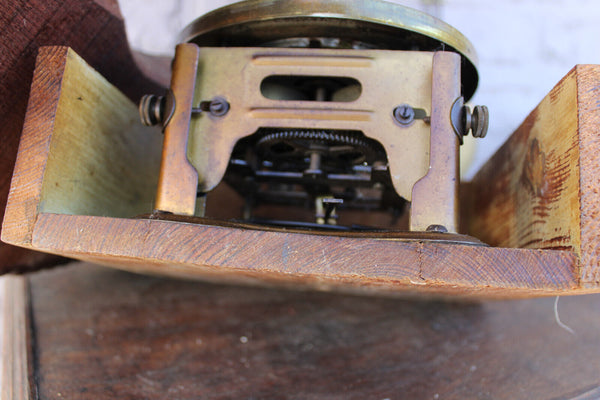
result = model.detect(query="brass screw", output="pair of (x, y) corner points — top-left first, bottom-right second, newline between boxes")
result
(209, 97), (230, 117)
(139, 94), (165, 126)
(426, 224), (448, 233)
(393, 104), (415, 125)
(470, 105), (489, 138)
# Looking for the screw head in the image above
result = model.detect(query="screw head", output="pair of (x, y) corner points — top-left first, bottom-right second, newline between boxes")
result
(209, 97), (230, 117)
(426, 224), (448, 233)
(393, 104), (415, 126)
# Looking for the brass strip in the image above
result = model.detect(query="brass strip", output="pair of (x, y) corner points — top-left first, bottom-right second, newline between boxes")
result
(410, 52), (460, 232)
(252, 56), (373, 68)
(187, 47), (432, 200)
(155, 43), (200, 216)
(138, 212), (487, 247)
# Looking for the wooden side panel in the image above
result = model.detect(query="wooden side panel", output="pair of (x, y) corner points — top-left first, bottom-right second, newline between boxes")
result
(0, 0), (164, 273)
(577, 65), (600, 286)
(468, 68), (581, 254)
(39, 49), (162, 218)
(2, 47), (162, 246)
(1, 47), (69, 247)
(29, 213), (579, 299)
(468, 65), (600, 287)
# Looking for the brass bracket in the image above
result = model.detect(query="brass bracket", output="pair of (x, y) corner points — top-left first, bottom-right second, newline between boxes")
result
(154, 43), (200, 216)
(185, 46), (435, 202)
(410, 52), (461, 233)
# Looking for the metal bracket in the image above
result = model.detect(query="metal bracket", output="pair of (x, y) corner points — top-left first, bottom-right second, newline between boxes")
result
(154, 43), (200, 216)
(410, 52), (461, 233)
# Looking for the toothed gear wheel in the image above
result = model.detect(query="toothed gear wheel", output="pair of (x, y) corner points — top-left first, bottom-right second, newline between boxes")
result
(256, 129), (385, 166)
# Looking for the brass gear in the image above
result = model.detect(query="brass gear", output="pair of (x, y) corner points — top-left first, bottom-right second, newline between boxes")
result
(255, 129), (385, 167)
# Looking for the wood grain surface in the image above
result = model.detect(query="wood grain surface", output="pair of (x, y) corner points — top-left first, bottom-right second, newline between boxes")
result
(2, 47), (70, 248)
(0, 0), (163, 273)
(467, 65), (600, 287)
(29, 213), (581, 299)
(468, 68), (581, 252)
(0, 276), (33, 400)
(38, 49), (162, 219)
(2, 47), (162, 248)
(26, 262), (600, 399)
(575, 65), (600, 287)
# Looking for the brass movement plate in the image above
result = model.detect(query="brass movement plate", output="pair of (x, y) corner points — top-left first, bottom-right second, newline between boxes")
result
(179, 0), (479, 100)
(140, 212), (487, 247)
(186, 46), (434, 202)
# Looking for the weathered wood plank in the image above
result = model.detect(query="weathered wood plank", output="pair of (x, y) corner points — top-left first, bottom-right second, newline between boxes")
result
(26, 263), (600, 399)
(0, 276), (32, 400)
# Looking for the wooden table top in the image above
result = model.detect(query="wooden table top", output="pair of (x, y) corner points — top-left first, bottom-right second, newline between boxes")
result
(24, 262), (600, 399)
